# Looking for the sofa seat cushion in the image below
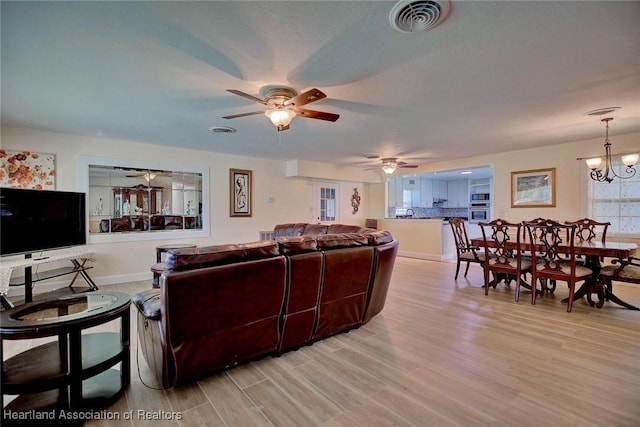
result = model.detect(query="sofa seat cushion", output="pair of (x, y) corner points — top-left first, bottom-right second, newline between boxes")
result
(315, 233), (369, 250)
(165, 240), (280, 271)
(133, 289), (162, 320)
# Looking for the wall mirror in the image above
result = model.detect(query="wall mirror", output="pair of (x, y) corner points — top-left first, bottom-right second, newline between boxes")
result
(79, 157), (209, 243)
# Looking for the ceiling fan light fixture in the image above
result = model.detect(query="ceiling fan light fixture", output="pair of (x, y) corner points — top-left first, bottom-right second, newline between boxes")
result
(381, 158), (398, 174)
(265, 108), (296, 130)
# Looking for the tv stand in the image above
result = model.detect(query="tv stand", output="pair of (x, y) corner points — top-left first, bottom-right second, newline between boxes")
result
(0, 250), (98, 309)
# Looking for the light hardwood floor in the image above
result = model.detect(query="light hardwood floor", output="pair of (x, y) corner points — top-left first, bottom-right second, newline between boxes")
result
(3, 256), (640, 426)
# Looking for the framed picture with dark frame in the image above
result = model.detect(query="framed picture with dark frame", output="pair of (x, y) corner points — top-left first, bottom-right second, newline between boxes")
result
(511, 168), (556, 208)
(230, 168), (252, 217)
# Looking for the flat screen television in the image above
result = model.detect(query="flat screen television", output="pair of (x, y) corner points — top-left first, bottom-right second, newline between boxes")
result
(0, 188), (86, 257)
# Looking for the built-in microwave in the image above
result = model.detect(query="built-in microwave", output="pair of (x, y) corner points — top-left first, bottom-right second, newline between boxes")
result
(470, 208), (489, 223)
(471, 193), (490, 201)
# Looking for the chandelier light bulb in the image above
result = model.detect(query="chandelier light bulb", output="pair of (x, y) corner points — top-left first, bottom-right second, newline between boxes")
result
(585, 157), (603, 171)
(621, 153), (639, 167)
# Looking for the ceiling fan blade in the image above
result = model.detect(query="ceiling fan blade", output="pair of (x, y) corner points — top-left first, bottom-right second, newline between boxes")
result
(285, 88), (326, 107)
(226, 89), (268, 105)
(222, 111), (265, 119)
(398, 164), (419, 168)
(294, 108), (340, 122)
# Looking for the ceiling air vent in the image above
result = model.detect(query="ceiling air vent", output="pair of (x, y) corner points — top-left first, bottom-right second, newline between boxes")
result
(389, 0), (450, 33)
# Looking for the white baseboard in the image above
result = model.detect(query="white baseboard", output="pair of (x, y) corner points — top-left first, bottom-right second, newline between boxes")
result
(399, 251), (452, 262)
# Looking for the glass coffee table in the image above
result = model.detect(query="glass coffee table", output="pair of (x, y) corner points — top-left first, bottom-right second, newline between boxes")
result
(1, 292), (131, 419)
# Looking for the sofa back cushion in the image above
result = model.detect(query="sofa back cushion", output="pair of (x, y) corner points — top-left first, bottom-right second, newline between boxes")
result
(302, 224), (328, 235)
(273, 223), (307, 238)
(315, 233), (369, 250)
(276, 236), (318, 255)
(165, 240), (280, 271)
(327, 224), (365, 234)
(361, 229), (394, 246)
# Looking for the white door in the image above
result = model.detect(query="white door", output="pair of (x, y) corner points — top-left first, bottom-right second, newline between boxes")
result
(314, 182), (340, 224)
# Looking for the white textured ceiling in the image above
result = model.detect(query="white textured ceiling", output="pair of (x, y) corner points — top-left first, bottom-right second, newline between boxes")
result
(2, 1), (639, 169)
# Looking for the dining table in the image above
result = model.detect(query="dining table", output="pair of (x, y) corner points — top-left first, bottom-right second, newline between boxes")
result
(469, 238), (639, 310)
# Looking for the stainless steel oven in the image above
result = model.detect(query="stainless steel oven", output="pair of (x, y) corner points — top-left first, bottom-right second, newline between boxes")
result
(469, 202), (490, 223)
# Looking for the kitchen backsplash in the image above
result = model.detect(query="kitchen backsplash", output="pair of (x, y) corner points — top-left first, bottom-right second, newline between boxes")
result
(388, 207), (468, 218)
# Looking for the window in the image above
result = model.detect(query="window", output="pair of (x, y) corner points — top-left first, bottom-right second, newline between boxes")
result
(589, 160), (640, 236)
(79, 156), (210, 243)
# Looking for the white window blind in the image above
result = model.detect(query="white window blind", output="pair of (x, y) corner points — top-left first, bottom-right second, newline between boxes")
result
(589, 160), (640, 236)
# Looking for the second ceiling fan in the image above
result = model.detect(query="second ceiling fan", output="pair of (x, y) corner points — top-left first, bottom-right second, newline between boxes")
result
(223, 87), (339, 131)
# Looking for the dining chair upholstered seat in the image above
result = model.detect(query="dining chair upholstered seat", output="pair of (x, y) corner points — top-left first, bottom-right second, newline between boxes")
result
(449, 217), (485, 280)
(526, 220), (594, 312)
(478, 219), (531, 302)
(600, 257), (640, 283)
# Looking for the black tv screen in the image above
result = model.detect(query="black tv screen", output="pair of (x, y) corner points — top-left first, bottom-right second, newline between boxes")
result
(0, 188), (86, 257)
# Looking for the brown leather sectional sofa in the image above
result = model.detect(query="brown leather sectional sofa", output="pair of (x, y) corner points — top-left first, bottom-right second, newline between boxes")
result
(133, 223), (398, 388)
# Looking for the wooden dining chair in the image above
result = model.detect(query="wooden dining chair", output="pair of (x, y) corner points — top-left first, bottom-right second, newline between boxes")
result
(478, 219), (531, 301)
(599, 256), (640, 310)
(564, 218), (610, 243)
(449, 217), (485, 280)
(525, 220), (594, 312)
(564, 218), (611, 265)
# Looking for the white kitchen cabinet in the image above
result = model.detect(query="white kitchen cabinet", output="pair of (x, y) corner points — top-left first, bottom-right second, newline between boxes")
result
(420, 178), (433, 207)
(432, 180), (447, 201)
(447, 179), (469, 207)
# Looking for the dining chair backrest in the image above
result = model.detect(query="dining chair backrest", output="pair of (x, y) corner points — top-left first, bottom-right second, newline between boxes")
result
(526, 220), (578, 279)
(478, 218), (522, 265)
(564, 218), (610, 243)
(520, 217), (549, 251)
(449, 217), (472, 252)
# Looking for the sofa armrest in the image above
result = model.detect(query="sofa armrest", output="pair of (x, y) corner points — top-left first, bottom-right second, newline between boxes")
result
(133, 289), (162, 320)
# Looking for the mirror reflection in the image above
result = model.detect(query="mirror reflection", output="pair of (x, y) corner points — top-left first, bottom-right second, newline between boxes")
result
(88, 165), (203, 234)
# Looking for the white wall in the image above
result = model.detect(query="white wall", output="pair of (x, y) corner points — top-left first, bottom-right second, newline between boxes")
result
(1, 126), (374, 286)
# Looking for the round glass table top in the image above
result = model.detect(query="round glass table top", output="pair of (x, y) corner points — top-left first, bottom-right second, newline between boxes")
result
(1, 292), (131, 335)
(10, 294), (118, 321)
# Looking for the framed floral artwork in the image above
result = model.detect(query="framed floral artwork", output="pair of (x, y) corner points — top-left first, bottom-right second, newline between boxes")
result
(0, 150), (56, 190)
(511, 168), (555, 207)
(230, 168), (252, 217)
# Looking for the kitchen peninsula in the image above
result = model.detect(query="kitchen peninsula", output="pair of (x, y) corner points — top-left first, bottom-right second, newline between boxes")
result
(379, 218), (465, 261)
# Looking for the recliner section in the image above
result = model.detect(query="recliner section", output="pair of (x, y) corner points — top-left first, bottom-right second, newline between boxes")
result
(134, 224), (398, 388)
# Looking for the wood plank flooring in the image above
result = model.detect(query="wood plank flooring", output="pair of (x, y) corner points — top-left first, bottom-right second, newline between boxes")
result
(3, 256), (639, 426)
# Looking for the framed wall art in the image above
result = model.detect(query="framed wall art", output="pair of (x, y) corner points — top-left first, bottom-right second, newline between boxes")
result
(0, 149), (56, 190)
(511, 168), (556, 208)
(230, 168), (252, 217)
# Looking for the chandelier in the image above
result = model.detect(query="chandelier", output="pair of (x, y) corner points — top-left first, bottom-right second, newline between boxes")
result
(583, 117), (638, 183)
